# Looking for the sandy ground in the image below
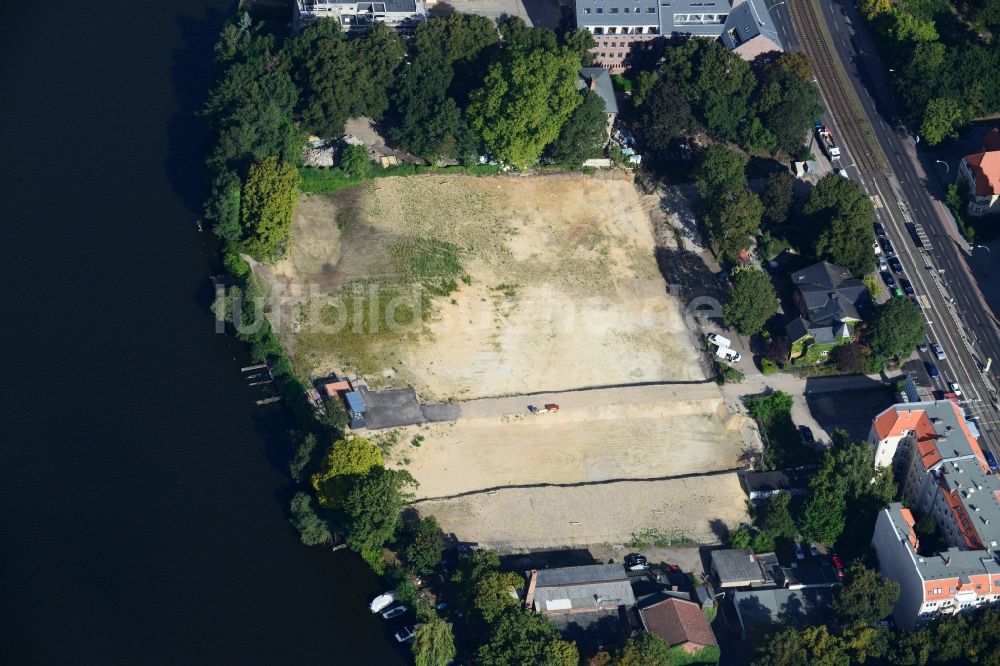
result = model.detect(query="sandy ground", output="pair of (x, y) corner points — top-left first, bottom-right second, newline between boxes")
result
(257, 173), (708, 401)
(413, 472), (748, 549)
(389, 384), (748, 499)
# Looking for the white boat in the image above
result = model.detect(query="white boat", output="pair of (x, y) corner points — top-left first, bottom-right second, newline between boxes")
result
(382, 605), (407, 620)
(369, 591), (396, 613)
(395, 626), (416, 643)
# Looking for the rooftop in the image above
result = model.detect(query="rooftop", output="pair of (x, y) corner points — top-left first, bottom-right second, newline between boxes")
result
(791, 261), (868, 326)
(719, 0), (783, 57)
(711, 548), (772, 586)
(578, 68), (619, 115)
(638, 597), (717, 649)
(965, 151), (1000, 197)
(872, 401), (983, 470)
(733, 587), (833, 631)
(532, 564), (636, 614)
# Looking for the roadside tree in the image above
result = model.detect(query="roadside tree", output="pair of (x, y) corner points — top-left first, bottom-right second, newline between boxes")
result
(805, 173), (876, 276)
(868, 297), (925, 359)
(920, 96), (964, 145)
(724, 267), (779, 335)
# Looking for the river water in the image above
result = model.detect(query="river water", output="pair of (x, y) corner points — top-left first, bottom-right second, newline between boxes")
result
(0, 2), (405, 663)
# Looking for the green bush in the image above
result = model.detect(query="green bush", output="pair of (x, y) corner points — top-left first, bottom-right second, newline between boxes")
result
(761, 358), (779, 375)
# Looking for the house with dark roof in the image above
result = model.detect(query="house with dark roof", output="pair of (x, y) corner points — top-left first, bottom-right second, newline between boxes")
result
(960, 127), (1000, 216)
(638, 596), (717, 654)
(578, 68), (619, 138)
(710, 548), (781, 588)
(785, 261), (869, 360)
(719, 0), (782, 61)
(732, 587), (834, 637)
(525, 564), (635, 635)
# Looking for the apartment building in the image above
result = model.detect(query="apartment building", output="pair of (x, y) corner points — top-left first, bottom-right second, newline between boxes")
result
(575, 0), (781, 71)
(293, 0), (427, 33)
(870, 401), (1000, 628)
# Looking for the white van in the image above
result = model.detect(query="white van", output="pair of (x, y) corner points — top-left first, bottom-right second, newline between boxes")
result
(707, 333), (732, 348)
(716, 346), (742, 362)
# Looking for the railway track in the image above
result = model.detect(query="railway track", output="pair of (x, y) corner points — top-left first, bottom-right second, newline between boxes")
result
(787, 0), (883, 175)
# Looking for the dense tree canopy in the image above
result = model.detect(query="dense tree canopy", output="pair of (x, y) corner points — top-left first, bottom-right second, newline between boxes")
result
(706, 189), (764, 262)
(412, 616), (457, 666)
(695, 145), (748, 198)
(800, 451), (847, 545)
(546, 89), (608, 164)
(240, 156), (301, 261)
(833, 562), (901, 625)
(616, 632), (675, 666)
(636, 79), (698, 154)
(475, 571), (525, 623)
(289, 491), (332, 546)
(401, 515), (446, 575)
(477, 609), (579, 666)
(724, 267), (778, 335)
(762, 171), (796, 227)
(391, 57), (468, 161)
(805, 173), (876, 276)
(312, 435), (384, 508)
(343, 467), (416, 571)
(467, 47), (582, 166)
(868, 297), (925, 359)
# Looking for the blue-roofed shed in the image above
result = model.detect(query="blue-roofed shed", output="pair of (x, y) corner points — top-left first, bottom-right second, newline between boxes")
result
(345, 391), (367, 414)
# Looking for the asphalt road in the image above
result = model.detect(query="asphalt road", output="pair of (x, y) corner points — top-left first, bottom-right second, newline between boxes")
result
(782, 0), (1000, 456)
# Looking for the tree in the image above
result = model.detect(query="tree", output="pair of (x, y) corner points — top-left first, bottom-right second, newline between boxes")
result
(744, 391), (793, 424)
(289, 491), (332, 545)
(468, 47), (582, 166)
(695, 144), (748, 198)
(755, 69), (823, 155)
(753, 625), (848, 666)
(724, 267), (778, 335)
(868, 297), (925, 359)
(339, 144), (371, 178)
(312, 435), (385, 508)
(800, 452), (847, 545)
(617, 632), (674, 666)
(412, 616), (457, 666)
(401, 515), (446, 575)
(920, 97), (964, 145)
(289, 432), (318, 483)
(762, 171), (796, 227)
(391, 57), (467, 161)
(547, 89), (607, 164)
(889, 628), (932, 665)
(805, 173), (876, 276)
(776, 52), (814, 82)
(841, 622), (889, 664)
(863, 274), (882, 299)
(888, 7), (939, 43)
(730, 524), (753, 548)
(637, 79), (698, 154)
(739, 117), (778, 155)
(351, 23), (406, 120)
(478, 609), (578, 666)
(498, 17), (558, 54)
(763, 491), (797, 539)
(832, 341), (866, 374)
(475, 571), (525, 623)
(706, 189), (764, 261)
(413, 14), (499, 104)
(451, 549), (502, 616)
(562, 29), (597, 66)
(833, 562), (900, 624)
(240, 156), (301, 261)
(343, 467), (417, 571)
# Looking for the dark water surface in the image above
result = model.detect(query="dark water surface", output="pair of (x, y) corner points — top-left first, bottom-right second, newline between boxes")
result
(0, 2), (404, 663)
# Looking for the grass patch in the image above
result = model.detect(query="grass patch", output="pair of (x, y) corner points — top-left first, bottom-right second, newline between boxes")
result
(298, 163), (504, 194)
(744, 392), (820, 470)
(627, 528), (697, 549)
(389, 238), (465, 296)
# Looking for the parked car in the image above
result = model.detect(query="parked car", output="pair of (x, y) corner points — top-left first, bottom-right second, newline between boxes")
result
(881, 237), (896, 255)
(382, 606), (407, 620)
(799, 426), (815, 445)
(950, 382), (963, 397)
(926, 362), (940, 379)
(917, 341), (928, 353)
(893, 287), (905, 298)
(707, 333), (732, 347)
(931, 342), (946, 360)
(831, 554), (845, 578)
(624, 553), (648, 570)
(888, 257), (904, 275)
(810, 542), (820, 556)
(874, 222), (887, 237)
(395, 626), (416, 643)
(879, 255), (889, 271)
(881, 271), (896, 288)
(900, 278), (915, 296)
(873, 237), (882, 255)
(794, 542), (805, 560)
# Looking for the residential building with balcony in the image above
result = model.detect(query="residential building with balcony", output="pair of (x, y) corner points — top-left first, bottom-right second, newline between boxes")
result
(869, 400), (1000, 628)
(293, 0), (427, 33)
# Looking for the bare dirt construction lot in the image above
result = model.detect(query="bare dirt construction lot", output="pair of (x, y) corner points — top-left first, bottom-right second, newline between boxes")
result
(256, 173), (709, 400)
(413, 472), (748, 549)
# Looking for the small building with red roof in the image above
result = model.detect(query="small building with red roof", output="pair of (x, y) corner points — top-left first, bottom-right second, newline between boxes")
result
(637, 596), (717, 654)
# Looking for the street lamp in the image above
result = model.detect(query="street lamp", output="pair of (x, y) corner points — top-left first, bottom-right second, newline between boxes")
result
(935, 159), (950, 173)
(767, 1), (786, 9)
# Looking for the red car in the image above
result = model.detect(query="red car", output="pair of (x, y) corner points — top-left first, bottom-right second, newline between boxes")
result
(831, 555), (845, 579)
